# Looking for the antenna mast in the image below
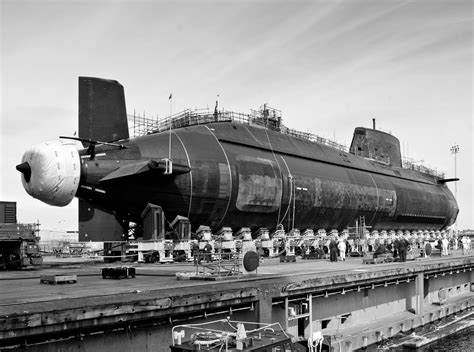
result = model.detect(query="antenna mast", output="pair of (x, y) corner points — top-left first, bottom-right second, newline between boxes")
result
(165, 93), (173, 174)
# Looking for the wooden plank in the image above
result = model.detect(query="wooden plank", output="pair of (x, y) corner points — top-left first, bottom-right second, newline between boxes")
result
(40, 275), (77, 285)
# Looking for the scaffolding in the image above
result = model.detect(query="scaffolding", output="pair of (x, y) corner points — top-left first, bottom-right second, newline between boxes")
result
(347, 216), (371, 239)
(127, 112), (160, 138)
(402, 156), (445, 178)
(128, 105), (348, 152)
(126, 106), (443, 178)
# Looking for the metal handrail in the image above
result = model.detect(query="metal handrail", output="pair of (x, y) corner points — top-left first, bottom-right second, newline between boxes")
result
(127, 109), (444, 178)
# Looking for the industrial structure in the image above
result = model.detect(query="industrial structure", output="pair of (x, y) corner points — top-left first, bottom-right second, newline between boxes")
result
(0, 201), (42, 269)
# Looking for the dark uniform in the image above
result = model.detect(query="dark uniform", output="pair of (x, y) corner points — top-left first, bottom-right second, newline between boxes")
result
(398, 237), (409, 262)
(192, 242), (200, 264)
(329, 238), (338, 262)
(393, 238), (399, 259)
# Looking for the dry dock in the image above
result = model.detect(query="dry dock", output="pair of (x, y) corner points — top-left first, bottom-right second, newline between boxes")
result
(1, 254), (473, 351)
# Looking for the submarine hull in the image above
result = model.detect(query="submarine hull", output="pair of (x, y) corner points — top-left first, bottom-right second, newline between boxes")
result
(17, 77), (458, 241)
(76, 122), (457, 238)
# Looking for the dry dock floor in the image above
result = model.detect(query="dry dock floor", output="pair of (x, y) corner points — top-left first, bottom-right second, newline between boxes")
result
(1, 254), (472, 312)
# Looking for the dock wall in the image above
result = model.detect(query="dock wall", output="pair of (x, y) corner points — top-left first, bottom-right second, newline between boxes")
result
(1, 258), (473, 351)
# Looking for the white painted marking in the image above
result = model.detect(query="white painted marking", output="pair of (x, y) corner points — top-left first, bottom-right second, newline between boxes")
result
(174, 132), (193, 218)
(205, 126), (232, 228)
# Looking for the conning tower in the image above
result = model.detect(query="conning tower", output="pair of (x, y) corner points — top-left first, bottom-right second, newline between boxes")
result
(349, 127), (402, 167)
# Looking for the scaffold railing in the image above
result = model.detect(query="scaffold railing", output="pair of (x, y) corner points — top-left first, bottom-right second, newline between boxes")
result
(127, 113), (160, 138)
(127, 107), (444, 178)
(402, 156), (445, 178)
(128, 106), (349, 152)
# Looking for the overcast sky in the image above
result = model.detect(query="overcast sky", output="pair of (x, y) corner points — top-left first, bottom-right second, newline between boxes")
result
(1, 0), (472, 233)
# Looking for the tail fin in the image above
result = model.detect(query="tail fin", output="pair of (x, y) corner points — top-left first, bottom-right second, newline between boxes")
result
(78, 77), (129, 142)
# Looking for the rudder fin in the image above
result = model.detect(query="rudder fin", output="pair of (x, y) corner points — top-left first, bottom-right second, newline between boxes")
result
(78, 77), (129, 142)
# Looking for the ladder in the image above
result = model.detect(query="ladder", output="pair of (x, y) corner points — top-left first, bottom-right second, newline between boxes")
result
(358, 216), (366, 238)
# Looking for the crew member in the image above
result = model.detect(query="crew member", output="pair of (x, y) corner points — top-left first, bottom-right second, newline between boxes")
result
(462, 236), (469, 255)
(398, 236), (409, 262)
(424, 241), (432, 257)
(279, 239), (286, 257)
(337, 239), (346, 261)
(315, 246), (325, 259)
(441, 236), (449, 256)
(329, 237), (338, 262)
(393, 236), (399, 259)
(192, 241), (200, 264)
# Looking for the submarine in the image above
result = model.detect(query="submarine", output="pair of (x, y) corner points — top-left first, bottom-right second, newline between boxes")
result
(16, 77), (458, 241)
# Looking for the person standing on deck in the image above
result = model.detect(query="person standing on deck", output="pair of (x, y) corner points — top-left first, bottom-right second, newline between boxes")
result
(192, 241), (200, 264)
(393, 235), (400, 260)
(452, 235), (458, 251)
(461, 236), (468, 255)
(329, 235), (338, 262)
(338, 238), (346, 261)
(441, 236), (449, 256)
(424, 241), (432, 257)
(398, 236), (409, 262)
